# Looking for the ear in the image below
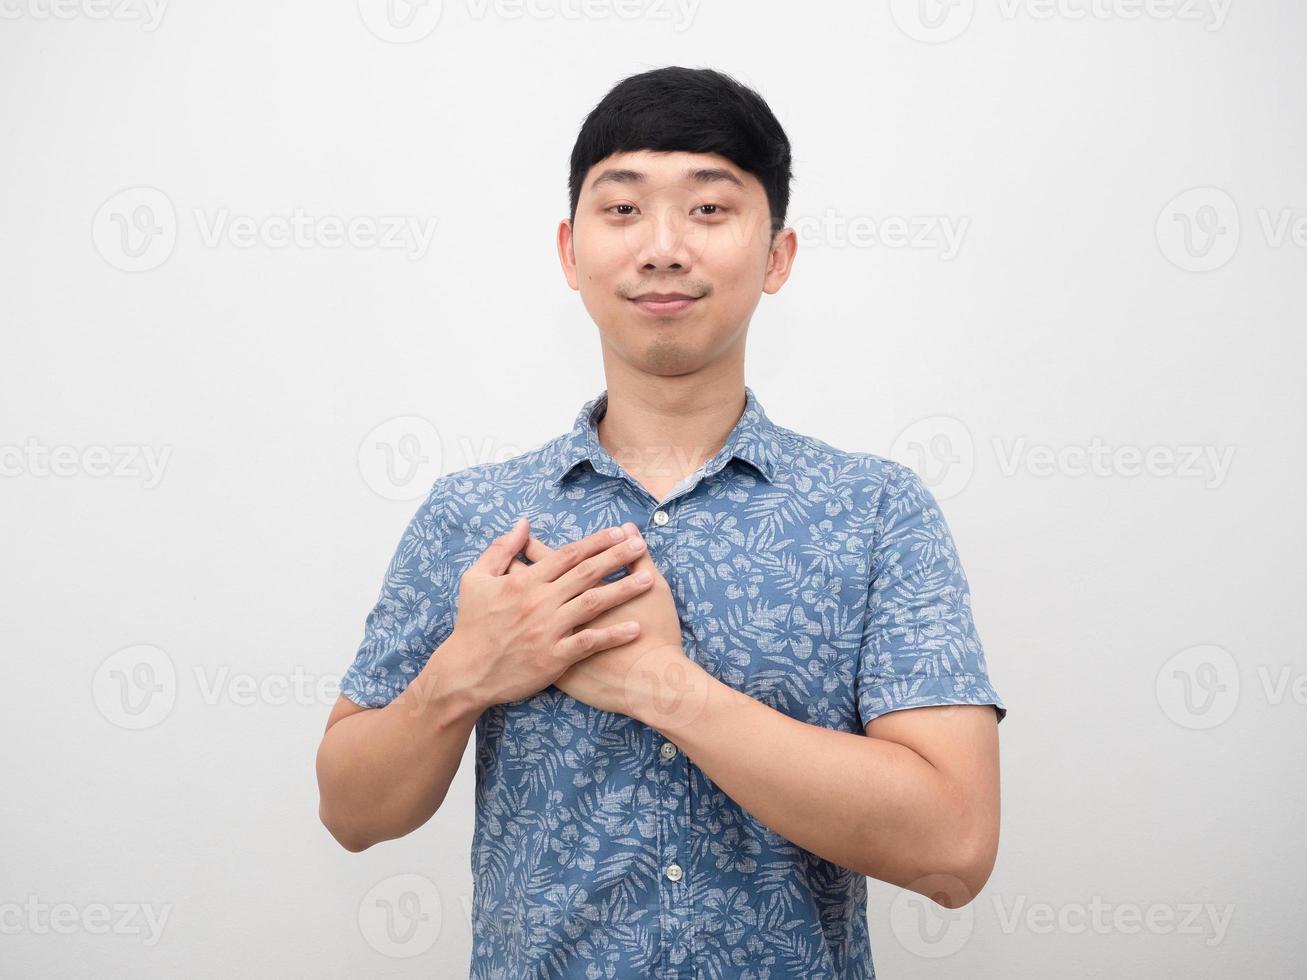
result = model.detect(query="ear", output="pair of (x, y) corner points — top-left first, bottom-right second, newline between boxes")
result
(557, 218), (580, 291)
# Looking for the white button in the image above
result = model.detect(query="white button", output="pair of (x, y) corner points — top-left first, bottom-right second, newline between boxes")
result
(665, 863), (683, 882)
(660, 741), (678, 760)
(652, 509), (670, 526)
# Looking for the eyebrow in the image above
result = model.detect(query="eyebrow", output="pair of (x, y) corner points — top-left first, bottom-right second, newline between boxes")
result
(589, 166), (746, 193)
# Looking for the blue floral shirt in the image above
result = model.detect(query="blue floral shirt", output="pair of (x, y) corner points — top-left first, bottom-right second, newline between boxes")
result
(340, 385), (1006, 979)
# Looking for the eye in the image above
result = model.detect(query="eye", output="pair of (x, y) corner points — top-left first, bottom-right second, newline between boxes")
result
(606, 204), (638, 216)
(694, 203), (727, 216)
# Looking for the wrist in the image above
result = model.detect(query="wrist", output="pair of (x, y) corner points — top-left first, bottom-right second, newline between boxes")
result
(630, 646), (716, 737)
(401, 628), (491, 727)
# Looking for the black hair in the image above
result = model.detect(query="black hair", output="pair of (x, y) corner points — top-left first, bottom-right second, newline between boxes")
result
(568, 66), (793, 241)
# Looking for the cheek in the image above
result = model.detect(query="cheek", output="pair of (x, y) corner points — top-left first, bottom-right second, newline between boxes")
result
(700, 255), (757, 302)
(574, 237), (624, 285)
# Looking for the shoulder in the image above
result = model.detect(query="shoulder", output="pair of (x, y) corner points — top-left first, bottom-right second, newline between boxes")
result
(771, 422), (917, 498)
(416, 436), (564, 523)
(437, 436), (562, 491)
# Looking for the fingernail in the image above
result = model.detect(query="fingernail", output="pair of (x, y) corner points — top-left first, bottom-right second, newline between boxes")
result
(635, 571), (652, 584)
(609, 527), (626, 541)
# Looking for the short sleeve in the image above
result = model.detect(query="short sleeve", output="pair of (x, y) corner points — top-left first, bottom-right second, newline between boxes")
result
(339, 481), (457, 708)
(856, 461), (1007, 727)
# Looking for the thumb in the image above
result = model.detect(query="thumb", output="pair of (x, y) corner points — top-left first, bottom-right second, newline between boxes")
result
(472, 516), (529, 576)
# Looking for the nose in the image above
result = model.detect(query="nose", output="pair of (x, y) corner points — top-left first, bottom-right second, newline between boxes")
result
(625, 199), (699, 271)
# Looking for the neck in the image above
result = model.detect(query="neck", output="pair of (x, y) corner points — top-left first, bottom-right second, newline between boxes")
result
(594, 365), (747, 487)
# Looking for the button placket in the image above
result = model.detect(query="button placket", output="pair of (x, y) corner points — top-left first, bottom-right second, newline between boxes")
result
(643, 496), (691, 979)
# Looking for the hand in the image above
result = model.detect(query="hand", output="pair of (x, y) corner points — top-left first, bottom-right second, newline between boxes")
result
(516, 522), (698, 724)
(448, 518), (657, 709)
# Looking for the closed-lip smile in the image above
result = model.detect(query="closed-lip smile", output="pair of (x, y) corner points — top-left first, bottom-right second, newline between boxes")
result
(630, 292), (702, 315)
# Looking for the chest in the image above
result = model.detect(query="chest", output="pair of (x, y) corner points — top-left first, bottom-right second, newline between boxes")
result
(653, 497), (871, 730)
(453, 468), (874, 736)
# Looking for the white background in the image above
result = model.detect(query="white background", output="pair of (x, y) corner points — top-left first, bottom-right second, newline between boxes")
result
(2, 0), (1303, 976)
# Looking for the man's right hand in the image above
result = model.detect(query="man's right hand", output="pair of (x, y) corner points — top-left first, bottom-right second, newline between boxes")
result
(448, 517), (653, 708)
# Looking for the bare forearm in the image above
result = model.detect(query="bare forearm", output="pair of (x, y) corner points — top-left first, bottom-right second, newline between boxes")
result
(645, 663), (974, 898)
(317, 636), (486, 851)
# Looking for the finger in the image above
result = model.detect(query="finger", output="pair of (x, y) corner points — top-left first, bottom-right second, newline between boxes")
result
(507, 535), (550, 576)
(521, 535), (553, 564)
(624, 544), (659, 579)
(528, 525), (631, 583)
(557, 569), (655, 634)
(558, 619), (643, 666)
(468, 517), (530, 577)
(551, 528), (648, 603)
(554, 530), (650, 606)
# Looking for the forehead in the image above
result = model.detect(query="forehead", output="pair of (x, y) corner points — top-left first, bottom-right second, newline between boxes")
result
(581, 150), (761, 199)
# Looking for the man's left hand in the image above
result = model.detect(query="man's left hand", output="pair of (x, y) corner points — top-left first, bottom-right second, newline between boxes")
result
(514, 522), (695, 722)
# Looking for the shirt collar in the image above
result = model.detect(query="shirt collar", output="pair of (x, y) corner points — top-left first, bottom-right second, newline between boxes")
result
(545, 385), (782, 488)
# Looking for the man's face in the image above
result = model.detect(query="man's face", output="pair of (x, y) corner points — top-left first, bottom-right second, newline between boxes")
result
(559, 149), (795, 377)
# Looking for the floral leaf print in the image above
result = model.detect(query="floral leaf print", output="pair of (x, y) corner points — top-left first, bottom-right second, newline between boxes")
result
(341, 387), (1005, 978)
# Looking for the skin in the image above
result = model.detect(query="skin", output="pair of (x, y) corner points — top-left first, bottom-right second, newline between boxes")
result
(556, 149), (798, 500)
(320, 148), (1001, 910)
(546, 149), (1000, 905)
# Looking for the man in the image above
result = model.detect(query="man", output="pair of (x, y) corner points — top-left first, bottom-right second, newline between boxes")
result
(317, 65), (1006, 979)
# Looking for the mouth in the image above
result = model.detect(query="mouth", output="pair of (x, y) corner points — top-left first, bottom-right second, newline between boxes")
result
(629, 292), (702, 316)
